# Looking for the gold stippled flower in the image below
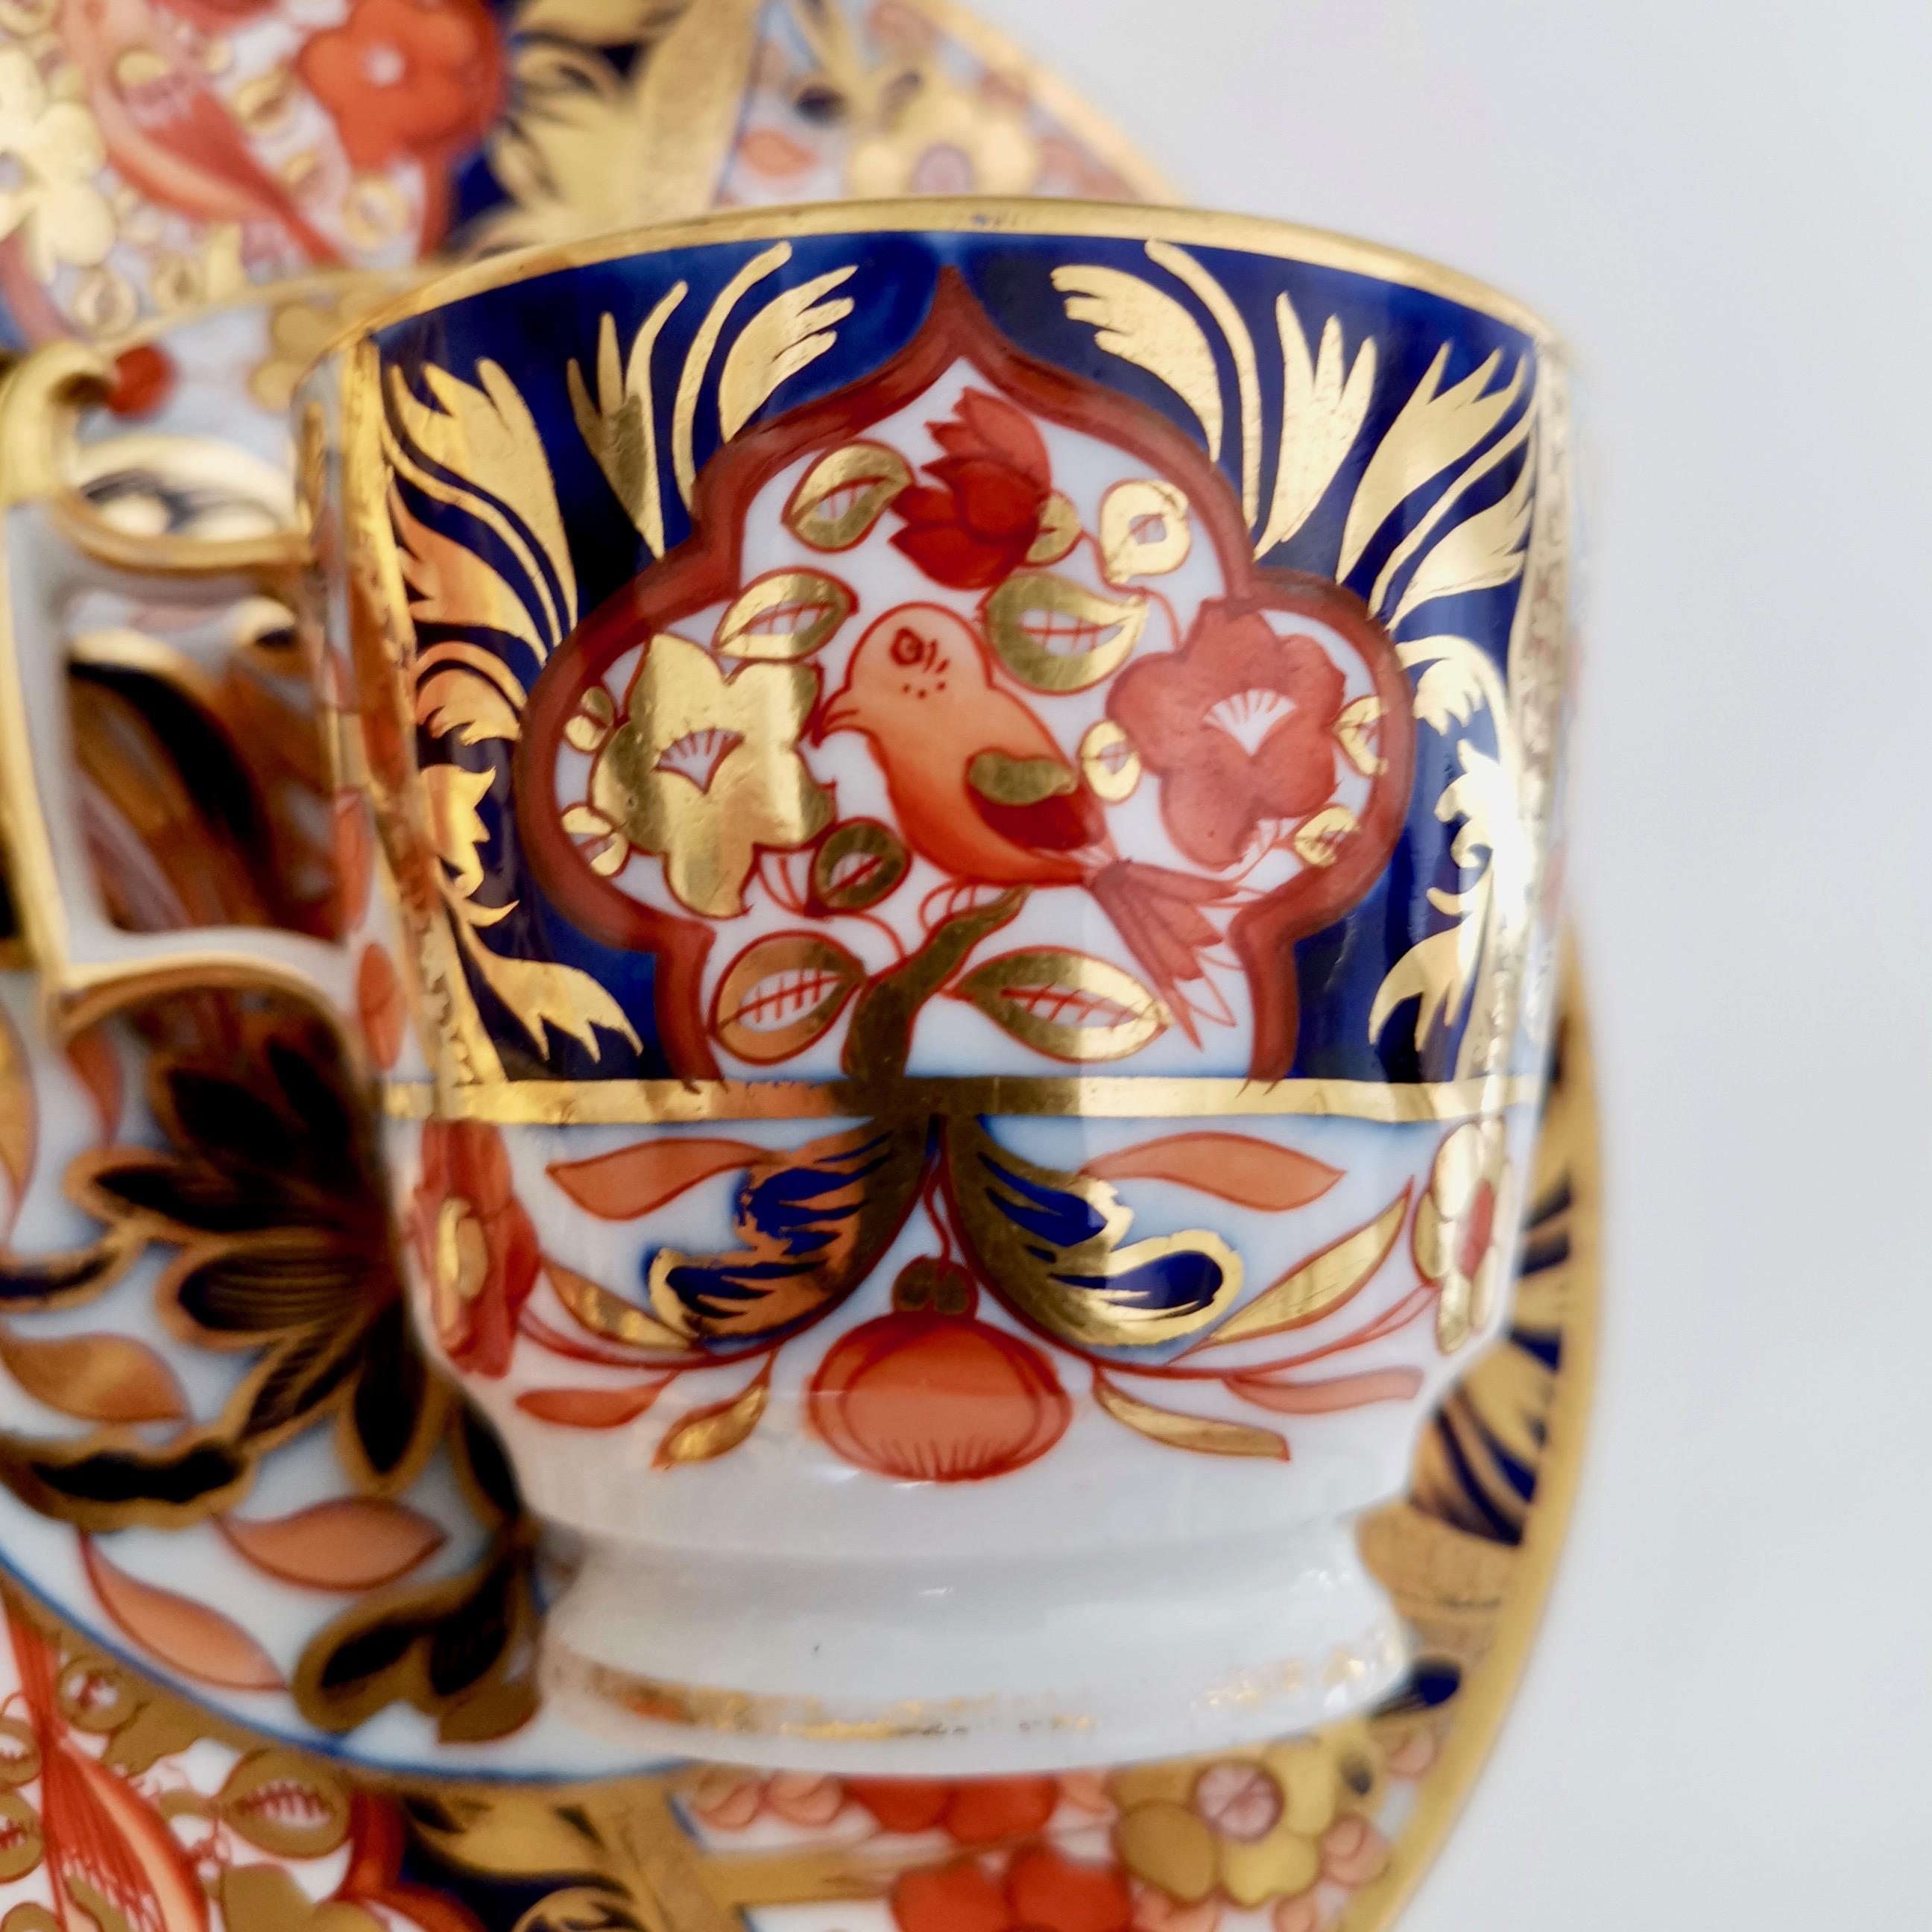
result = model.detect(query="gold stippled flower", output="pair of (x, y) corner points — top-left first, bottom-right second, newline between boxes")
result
(1413, 1117), (1515, 1354)
(581, 632), (832, 918)
(0, 50), (115, 280)
(1111, 1729), (1385, 1910)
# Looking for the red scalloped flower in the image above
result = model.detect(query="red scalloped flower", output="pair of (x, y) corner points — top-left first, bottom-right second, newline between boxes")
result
(1106, 599), (1347, 871)
(892, 1847), (1132, 1932)
(892, 389), (1069, 590)
(297, 0), (504, 174)
(410, 1120), (538, 1377)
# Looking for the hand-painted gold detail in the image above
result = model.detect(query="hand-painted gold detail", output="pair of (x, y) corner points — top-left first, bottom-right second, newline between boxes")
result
(473, 0), (764, 253)
(967, 750), (1077, 808)
(672, 242), (792, 505)
(1146, 241), (1264, 528)
(1334, 695), (1386, 776)
(784, 441), (912, 551)
(712, 932), (865, 1064)
(1255, 295), (1377, 556)
(718, 265), (857, 440)
(1052, 261), (1225, 459)
(955, 949), (1168, 1063)
(713, 569), (854, 661)
(809, 819), (909, 913)
(1291, 804), (1360, 869)
(452, 915), (642, 1061)
(1079, 719), (1143, 803)
(645, 1123), (927, 1342)
(415, 669), (521, 747)
(1414, 1118), (1512, 1354)
(587, 633), (832, 917)
(547, 1260), (695, 1354)
(1093, 1374), (1288, 1459)
(1194, 1192), (1409, 1351)
(983, 571), (1146, 692)
(381, 1072), (1545, 1126)
(384, 362), (578, 647)
(1026, 490), (1082, 565)
(1338, 348), (1524, 582)
(946, 1120), (1241, 1347)
(1099, 479), (1193, 584)
(654, 1364), (770, 1467)
(569, 296), (688, 560)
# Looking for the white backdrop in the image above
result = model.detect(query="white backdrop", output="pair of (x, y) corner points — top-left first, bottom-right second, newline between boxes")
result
(975, 1), (1932, 1923)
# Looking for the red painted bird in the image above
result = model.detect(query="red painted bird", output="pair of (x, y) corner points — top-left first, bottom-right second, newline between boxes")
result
(817, 604), (1227, 1041)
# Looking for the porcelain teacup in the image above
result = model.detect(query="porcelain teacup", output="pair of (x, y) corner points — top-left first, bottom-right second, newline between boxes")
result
(1, 199), (1574, 1771)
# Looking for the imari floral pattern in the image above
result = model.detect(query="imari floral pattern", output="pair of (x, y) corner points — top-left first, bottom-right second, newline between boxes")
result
(0, 0), (1149, 350)
(0, 986), (1595, 1922)
(311, 214), (1569, 1498)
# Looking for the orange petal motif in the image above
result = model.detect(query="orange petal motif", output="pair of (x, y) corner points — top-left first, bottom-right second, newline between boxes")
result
(514, 1383), (669, 1429)
(1225, 1368), (1424, 1414)
(357, 944), (408, 1070)
(547, 1138), (762, 1219)
(739, 128), (816, 178)
(0, 1328), (185, 1424)
(1082, 1134), (1342, 1210)
(217, 1500), (446, 1591)
(1006, 1845), (1135, 1932)
(82, 1539), (285, 1690)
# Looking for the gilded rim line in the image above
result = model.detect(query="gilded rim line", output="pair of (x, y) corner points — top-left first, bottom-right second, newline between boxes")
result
(557, 1615), (1407, 1748)
(326, 196), (1569, 366)
(379, 1073), (1547, 1126)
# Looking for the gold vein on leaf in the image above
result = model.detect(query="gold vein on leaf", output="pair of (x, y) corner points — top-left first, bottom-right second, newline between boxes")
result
(1053, 263), (1225, 459)
(385, 362), (577, 640)
(1145, 241), (1263, 527)
(1255, 295), (1377, 557)
(569, 294), (686, 559)
(673, 241), (792, 505)
(1337, 347), (1524, 581)
(718, 267), (856, 441)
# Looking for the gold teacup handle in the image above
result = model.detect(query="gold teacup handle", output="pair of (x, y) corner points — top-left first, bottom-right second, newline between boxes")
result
(0, 346), (349, 1041)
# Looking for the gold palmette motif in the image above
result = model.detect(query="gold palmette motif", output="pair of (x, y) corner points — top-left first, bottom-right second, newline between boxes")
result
(327, 201), (1568, 1124)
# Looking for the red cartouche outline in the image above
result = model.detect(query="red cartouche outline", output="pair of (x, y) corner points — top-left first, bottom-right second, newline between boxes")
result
(515, 271), (1414, 1081)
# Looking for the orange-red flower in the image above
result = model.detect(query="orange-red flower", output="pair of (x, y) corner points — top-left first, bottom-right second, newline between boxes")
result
(1107, 600), (1346, 871)
(807, 1260), (1070, 1481)
(297, 0), (504, 173)
(411, 1120), (538, 1377)
(892, 390), (1076, 590)
(893, 1846), (1132, 1932)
